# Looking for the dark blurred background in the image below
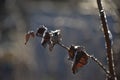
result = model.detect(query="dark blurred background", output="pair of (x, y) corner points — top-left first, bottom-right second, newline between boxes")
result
(0, 0), (120, 80)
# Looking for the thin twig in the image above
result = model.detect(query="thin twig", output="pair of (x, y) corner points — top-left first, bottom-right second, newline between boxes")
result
(96, 0), (117, 80)
(87, 54), (110, 77)
(58, 42), (69, 50)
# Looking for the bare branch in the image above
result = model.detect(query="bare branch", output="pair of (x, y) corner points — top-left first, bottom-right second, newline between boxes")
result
(96, 0), (117, 80)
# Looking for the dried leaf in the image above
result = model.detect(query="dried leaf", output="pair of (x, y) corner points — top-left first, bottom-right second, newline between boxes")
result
(41, 32), (51, 48)
(72, 49), (88, 74)
(25, 31), (35, 45)
(47, 29), (62, 51)
(36, 25), (48, 37)
(50, 30), (62, 44)
(68, 45), (76, 60)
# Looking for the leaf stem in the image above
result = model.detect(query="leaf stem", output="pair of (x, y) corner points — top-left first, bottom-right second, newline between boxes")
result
(58, 42), (69, 50)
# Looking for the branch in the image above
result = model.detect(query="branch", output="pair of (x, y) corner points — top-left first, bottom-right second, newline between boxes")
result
(88, 55), (110, 77)
(96, 0), (117, 80)
(58, 42), (69, 50)
(58, 42), (110, 76)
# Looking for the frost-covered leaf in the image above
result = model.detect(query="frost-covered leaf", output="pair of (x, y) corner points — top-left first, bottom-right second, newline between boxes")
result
(47, 29), (62, 51)
(41, 32), (51, 48)
(36, 25), (48, 37)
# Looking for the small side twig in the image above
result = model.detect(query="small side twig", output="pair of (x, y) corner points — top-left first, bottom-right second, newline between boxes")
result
(58, 42), (69, 50)
(88, 55), (110, 77)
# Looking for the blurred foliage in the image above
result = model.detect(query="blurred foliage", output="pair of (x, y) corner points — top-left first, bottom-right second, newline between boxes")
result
(0, 0), (120, 80)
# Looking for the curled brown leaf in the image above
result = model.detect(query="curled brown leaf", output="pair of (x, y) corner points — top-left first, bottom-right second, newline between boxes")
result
(50, 30), (62, 44)
(25, 31), (35, 45)
(36, 25), (48, 37)
(68, 45), (76, 60)
(72, 50), (88, 74)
